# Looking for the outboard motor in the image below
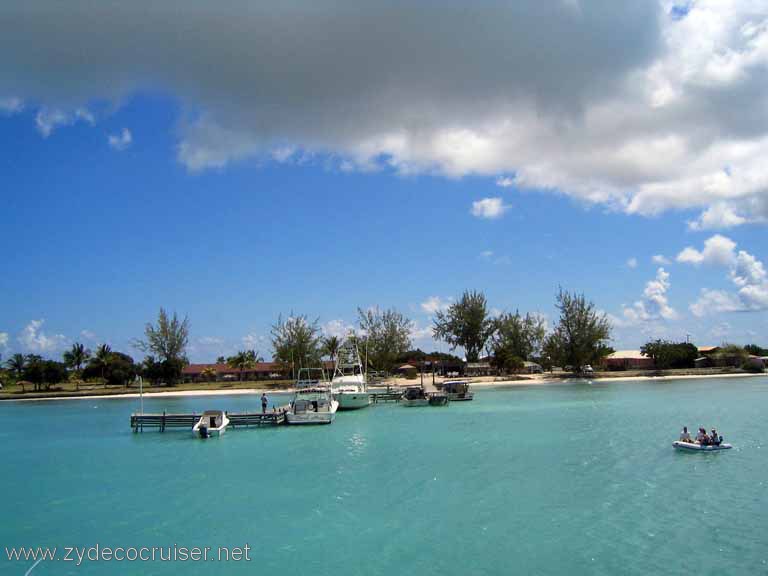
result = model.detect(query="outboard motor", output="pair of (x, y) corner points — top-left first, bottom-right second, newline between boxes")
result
(199, 425), (209, 439)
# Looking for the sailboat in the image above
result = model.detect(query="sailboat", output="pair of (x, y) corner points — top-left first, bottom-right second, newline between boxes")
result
(331, 341), (372, 410)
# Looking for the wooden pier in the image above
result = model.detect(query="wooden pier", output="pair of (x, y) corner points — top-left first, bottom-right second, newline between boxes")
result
(131, 409), (287, 432)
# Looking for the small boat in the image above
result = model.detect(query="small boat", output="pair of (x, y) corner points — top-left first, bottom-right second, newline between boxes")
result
(286, 368), (339, 425)
(193, 410), (229, 438)
(428, 392), (449, 406)
(401, 386), (429, 407)
(331, 341), (372, 410)
(673, 441), (733, 451)
(440, 380), (474, 401)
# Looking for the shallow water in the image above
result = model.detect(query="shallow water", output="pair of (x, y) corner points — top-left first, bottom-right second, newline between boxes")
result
(2, 377), (767, 575)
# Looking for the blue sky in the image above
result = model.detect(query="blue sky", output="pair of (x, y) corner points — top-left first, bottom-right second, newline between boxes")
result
(1, 2), (767, 361)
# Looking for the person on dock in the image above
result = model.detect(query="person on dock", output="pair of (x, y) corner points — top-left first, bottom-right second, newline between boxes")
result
(679, 426), (692, 443)
(261, 393), (268, 414)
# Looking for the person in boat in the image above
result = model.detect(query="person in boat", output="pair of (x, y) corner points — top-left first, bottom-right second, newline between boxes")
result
(679, 426), (692, 443)
(696, 427), (709, 445)
(710, 429), (721, 446)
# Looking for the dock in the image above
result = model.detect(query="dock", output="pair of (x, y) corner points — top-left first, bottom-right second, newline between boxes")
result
(131, 409), (287, 432)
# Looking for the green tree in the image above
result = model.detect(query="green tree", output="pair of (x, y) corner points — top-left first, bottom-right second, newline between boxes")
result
(227, 349), (261, 381)
(491, 311), (547, 373)
(356, 307), (412, 372)
(271, 314), (322, 377)
(91, 344), (113, 386)
(216, 355), (227, 364)
(640, 340), (698, 369)
(6, 353), (26, 380)
(744, 344), (768, 356)
(22, 357), (67, 391)
(322, 335), (341, 364)
(63, 342), (91, 373)
(201, 366), (218, 382)
(133, 308), (190, 385)
(433, 290), (493, 362)
(547, 288), (612, 372)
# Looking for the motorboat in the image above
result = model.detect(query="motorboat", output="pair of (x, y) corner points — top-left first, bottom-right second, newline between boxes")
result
(428, 392), (449, 406)
(193, 410), (229, 438)
(331, 341), (371, 410)
(286, 368), (339, 425)
(401, 386), (429, 407)
(440, 380), (474, 401)
(673, 441), (733, 451)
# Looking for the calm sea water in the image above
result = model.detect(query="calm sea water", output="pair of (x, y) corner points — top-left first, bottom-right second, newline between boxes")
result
(2, 377), (767, 575)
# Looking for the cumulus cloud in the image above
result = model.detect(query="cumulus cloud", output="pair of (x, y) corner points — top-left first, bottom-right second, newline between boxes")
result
(409, 321), (433, 341)
(680, 235), (768, 315)
(626, 257), (638, 269)
(2, 1), (768, 228)
(471, 197), (509, 219)
(17, 319), (67, 353)
(622, 267), (678, 324)
(79, 329), (96, 341)
(676, 234), (737, 266)
(0, 332), (8, 349)
(35, 107), (95, 137)
(108, 128), (132, 151)
(322, 319), (354, 339)
(241, 333), (266, 350)
(0, 97), (23, 115)
(652, 254), (670, 265)
(420, 296), (451, 315)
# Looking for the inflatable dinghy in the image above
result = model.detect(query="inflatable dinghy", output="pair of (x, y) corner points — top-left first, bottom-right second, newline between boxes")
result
(673, 441), (732, 451)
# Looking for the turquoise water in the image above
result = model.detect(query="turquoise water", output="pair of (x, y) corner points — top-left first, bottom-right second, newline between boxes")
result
(2, 377), (768, 575)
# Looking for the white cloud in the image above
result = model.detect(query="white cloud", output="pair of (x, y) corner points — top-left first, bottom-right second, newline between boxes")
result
(0, 332), (8, 349)
(108, 128), (132, 151)
(652, 254), (670, 265)
(79, 329), (96, 341)
(3, 2), (768, 228)
(688, 202), (748, 231)
(409, 321), (433, 340)
(682, 235), (768, 315)
(241, 333), (266, 350)
(0, 97), (23, 114)
(35, 107), (95, 137)
(626, 257), (638, 269)
(622, 267), (678, 324)
(676, 234), (737, 266)
(479, 250), (494, 260)
(420, 296), (451, 315)
(322, 319), (354, 339)
(17, 319), (67, 353)
(471, 197), (509, 220)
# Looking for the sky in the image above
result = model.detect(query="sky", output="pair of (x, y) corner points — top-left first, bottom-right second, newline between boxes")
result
(1, 0), (767, 362)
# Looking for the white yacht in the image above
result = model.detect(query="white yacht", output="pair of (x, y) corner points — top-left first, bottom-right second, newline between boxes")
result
(193, 410), (229, 438)
(331, 342), (372, 410)
(286, 368), (339, 425)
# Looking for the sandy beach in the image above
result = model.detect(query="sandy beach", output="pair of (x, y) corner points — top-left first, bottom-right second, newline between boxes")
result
(4, 370), (764, 402)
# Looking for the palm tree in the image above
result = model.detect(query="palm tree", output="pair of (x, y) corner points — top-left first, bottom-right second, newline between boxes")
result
(63, 343), (91, 390)
(201, 366), (217, 382)
(93, 344), (112, 387)
(228, 349), (261, 381)
(323, 336), (340, 364)
(6, 353), (26, 391)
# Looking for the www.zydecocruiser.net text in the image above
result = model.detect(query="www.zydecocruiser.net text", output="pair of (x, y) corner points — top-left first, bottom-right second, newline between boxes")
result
(6, 544), (251, 567)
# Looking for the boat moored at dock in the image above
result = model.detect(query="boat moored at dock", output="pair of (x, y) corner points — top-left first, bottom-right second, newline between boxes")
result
(331, 341), (372, 410)
(192, 410), (229, 438)
(439, 380), (474, 401)
(401, 386), (429, 407)
(286, 368), (339, 425)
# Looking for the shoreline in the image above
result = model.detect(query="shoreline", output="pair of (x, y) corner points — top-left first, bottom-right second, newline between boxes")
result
(1, 371), (764, 403)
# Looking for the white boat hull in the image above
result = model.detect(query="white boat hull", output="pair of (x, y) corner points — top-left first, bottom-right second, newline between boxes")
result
(673, 441), (732, 451)
(286, 400), (339, 425)
(336, 392), (372, 410)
